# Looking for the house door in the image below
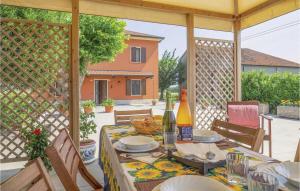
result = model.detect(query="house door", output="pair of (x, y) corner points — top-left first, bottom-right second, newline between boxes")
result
(95, 80), (108, 105)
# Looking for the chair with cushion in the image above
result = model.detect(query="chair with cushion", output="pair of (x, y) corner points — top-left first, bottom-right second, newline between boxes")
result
(46, 129), (102, 191)
(211, 119), (265, 152)
(227, 101), (273, 156)
(114, 109), (153, 125)
(295, 139), (300, 162)
(1, 157), (55, 191)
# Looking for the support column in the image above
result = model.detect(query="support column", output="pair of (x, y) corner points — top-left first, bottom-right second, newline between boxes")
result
(70, 0), (80, 148)
(186, 13), (196, 127)
(233, 0), (242, 101)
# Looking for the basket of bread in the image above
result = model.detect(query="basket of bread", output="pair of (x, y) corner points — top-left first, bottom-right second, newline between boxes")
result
(131, 115), (163, 135)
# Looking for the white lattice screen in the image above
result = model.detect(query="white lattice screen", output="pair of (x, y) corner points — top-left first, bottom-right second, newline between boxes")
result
(0, 18), (71, 162)
(195, 38), (234, 129)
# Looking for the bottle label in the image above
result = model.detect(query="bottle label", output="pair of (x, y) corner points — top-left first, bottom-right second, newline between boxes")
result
(177, 126), (193, 141)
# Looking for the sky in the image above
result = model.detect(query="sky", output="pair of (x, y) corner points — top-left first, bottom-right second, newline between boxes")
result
(124, 10), (300, 63)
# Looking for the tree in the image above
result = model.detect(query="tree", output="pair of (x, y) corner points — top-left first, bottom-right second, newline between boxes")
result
(158, 49), (180, 100)
(0, 5), (127, 76)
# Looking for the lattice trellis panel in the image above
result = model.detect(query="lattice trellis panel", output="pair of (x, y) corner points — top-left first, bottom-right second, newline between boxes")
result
(0, 18), (71, 162)
(195, 38), (234, 129)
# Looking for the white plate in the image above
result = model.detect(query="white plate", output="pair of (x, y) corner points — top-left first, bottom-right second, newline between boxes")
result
(193, 130), (223, 143)
(274, 162), (300, 188)
(154, 175), (231, 191)
(193, 134), (224, 143)
(113, 141), (159, 153)
(119, 136), (155, 150)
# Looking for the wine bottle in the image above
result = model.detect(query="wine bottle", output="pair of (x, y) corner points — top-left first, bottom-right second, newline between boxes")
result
(162, 91), (176, 149)
(177, 89), (193, 141)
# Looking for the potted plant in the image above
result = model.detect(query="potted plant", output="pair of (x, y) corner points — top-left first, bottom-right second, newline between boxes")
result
(101, 98), (115, 113)
(152, 99), (157, 106)
(21, 126), (52, 170)
(277, 100), (300, 119)
(57, 101), (69, 115)
(82, 100), (95, 113)
(80, 111), (97, 163)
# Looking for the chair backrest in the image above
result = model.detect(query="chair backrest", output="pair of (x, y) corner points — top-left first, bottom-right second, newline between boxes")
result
(46, 129), (102, 191)
(1, 158), (55, 191)
(211, 119), (265, 152)
(295, 139), (300, 162)
(227, 101), (260, 129)
(114, 109), (153, 125)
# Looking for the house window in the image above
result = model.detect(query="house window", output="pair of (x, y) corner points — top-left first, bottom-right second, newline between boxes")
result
(131, 80), (141, 96)
(131, 47), (146, 63)
(126, 79), (146, 96)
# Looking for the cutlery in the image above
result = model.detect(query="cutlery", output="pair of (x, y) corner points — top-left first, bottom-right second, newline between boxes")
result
(121, 152), (163, 158)
(206, 144), (216, 160)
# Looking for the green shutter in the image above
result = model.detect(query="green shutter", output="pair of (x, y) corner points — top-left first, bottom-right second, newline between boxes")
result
(141, 79), (146, 95)
(131, 47), (135, 62)
(126, 79), (131, 96)
(141, 47), (146, 63)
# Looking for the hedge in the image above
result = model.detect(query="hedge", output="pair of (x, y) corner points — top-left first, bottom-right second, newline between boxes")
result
(242, 71), (300, 113)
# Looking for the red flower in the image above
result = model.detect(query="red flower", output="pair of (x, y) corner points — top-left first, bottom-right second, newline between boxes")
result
(32, 128), (41, 136)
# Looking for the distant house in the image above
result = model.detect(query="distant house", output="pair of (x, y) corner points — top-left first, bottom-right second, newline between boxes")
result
(242, 48), (300, 74)
(81, 31), (164, 105)
(179, 48), (300, 88)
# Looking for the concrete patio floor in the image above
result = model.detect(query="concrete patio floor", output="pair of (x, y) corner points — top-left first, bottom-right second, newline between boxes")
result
(1, 102), (299, 190)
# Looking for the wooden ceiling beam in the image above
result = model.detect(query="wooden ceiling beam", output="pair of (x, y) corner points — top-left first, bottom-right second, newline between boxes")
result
(92, 0), (234, 20)
(238, 0), (282, 19)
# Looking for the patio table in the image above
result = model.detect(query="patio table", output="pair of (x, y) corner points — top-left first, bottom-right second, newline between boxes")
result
(98, 125), (274, 191)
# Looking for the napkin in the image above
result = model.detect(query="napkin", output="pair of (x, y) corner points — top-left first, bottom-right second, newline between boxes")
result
(255, 163), (299, 191)
(121, 152), (164, 164)
(175, 143), (226, 162)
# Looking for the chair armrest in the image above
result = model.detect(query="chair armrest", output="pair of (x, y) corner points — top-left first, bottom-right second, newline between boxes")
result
(260, 114), (273, 121)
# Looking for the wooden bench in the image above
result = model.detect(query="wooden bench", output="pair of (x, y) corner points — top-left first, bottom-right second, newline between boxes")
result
(114, 109), (153, 125)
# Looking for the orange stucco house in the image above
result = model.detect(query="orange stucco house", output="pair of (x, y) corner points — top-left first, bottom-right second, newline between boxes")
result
(81, 31), (164, 105)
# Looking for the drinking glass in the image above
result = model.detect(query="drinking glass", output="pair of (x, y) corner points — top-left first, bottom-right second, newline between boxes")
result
(248, 172), (279, 191)
(226, 152), (249, 185)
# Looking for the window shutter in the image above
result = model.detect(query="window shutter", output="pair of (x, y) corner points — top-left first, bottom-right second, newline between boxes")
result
(131, 47), (136, 62)
(141, 79), (146, 95)
(126, 79), (131, 96)
(141, 47), (146, 63)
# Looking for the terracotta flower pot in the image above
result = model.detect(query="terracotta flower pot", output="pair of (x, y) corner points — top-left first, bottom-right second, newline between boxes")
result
(80, 139), (96, 164)
(171, 103), (175, 110)
(83, 106), (93, 113)
(105, 106), (113, 113)
(152, 100), (157, 106)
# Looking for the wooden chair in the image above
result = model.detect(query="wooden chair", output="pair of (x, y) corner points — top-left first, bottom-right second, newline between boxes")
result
(295, 139), (300, 162)
(211, 119), (265, 152)
(45, 129), (102, 191)
(227, 101), (273, 157)
(114, 109), (153, 125)
(1, 157), (55, 191)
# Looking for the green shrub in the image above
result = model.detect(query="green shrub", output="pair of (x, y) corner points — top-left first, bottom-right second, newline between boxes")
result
(101, 98), (115, 107)
(280, 100), (300, 107)
(21, 126), (52, 170)
(80, 111), (97, 140)
(242, 71), (300, 113)
(81, 100), (95, 108)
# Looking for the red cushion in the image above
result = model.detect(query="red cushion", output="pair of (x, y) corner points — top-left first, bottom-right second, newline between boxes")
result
(228, 104), (259, 129)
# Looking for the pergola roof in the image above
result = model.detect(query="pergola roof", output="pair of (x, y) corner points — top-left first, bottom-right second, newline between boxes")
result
(1, 0), (299, 31)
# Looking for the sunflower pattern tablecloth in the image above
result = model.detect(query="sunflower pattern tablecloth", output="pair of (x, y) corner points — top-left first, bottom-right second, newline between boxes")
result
(99, 125), (266, 191)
